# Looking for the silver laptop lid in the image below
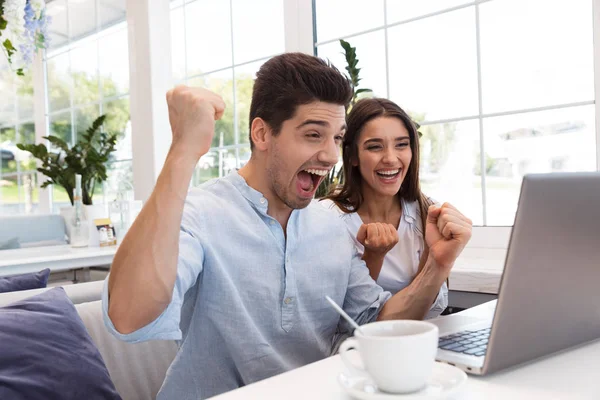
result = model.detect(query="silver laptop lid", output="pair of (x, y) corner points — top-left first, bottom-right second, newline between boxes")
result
(484, 172), (600, 374)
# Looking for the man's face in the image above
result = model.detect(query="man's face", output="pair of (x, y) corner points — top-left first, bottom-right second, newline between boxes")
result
(266, 101), (347, 210)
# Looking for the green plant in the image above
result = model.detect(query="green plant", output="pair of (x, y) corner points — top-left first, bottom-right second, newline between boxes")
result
(17, 115), (118, 205)
(340, 39), (373, 107)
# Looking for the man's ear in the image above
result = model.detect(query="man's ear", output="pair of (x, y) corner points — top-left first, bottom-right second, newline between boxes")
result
(250, 117), (270, 151)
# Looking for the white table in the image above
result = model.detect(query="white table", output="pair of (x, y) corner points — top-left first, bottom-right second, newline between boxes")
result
(212, 301), (600, 400)
(0, 245), (117, 276)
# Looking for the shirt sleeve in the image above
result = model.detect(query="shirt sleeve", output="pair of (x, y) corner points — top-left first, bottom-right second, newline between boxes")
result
(424, 281), (449, 320)
(332, 249), (392, 352)
(102, 225), (205, 343)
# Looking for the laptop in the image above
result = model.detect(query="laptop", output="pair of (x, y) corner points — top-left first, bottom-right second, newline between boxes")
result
(432, 172), (600, 375)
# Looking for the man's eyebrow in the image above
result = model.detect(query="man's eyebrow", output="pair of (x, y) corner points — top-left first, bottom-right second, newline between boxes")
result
(295, 119), (331, 129)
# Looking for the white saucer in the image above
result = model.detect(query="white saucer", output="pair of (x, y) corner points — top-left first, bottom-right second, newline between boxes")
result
(337, 362), (467, 400)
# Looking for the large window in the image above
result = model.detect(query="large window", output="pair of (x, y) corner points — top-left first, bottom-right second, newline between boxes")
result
(170, 0), (285, 186)
(44, 0), (131, 212)
(315, 0), (597, 226)
(0, 63), (37, 215)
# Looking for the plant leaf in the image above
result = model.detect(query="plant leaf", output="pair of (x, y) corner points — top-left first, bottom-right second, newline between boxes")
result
(44, 136), (70, 152)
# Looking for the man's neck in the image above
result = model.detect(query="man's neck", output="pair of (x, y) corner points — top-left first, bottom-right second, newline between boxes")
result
(358, 184), (401, 227)
(238, 160), (293, 230)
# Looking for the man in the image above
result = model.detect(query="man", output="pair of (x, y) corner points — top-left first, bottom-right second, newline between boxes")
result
(104, 53), (472, 399)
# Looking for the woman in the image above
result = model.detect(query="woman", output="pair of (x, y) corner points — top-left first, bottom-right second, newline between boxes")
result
(323, 98), (471, 319)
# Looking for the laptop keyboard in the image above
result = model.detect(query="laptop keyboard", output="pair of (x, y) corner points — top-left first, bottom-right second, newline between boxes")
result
(438, 327), (490, 357)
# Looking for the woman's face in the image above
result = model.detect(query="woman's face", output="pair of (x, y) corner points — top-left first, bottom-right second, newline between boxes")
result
(354, 116), (412, 198)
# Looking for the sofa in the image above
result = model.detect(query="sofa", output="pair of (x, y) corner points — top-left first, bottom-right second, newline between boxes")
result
(0, 281), (178, 400)
(0, 214), (68, 249)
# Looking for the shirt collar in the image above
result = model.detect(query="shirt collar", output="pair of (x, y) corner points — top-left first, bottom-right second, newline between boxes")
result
(401, 198), (418, 225)
(224, 171), (270, 212)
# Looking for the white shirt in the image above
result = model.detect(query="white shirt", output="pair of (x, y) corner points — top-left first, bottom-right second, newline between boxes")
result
(320, 198), (448, 319)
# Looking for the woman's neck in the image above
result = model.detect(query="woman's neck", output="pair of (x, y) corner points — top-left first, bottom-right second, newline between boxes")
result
(357, 184), (402, 227)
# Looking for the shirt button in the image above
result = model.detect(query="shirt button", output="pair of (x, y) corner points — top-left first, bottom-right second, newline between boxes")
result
(260, 198), (266, 204)
(284, 297), (293, 304)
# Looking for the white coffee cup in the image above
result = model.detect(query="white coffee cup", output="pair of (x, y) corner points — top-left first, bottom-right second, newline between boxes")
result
(339, 320), (439, 394)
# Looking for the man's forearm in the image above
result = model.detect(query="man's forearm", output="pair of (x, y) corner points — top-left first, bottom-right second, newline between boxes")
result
(377, 258), (448, 321)
(108, 149), (198, 334)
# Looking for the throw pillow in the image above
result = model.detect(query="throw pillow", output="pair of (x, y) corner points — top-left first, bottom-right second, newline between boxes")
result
(0, 287), (122, 399)
(0, 268), (51, 294)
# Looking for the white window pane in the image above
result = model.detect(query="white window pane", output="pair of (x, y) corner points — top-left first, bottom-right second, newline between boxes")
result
(484, 106), (596, 225)
(193, 150), (219, 185)
(103, 160), (133, 204)
(1, 126), (17, 153)
(1, 128), (17, 178)
(100, 28), (129, 97)
(47, 52), (72, 112)
(185, 0), (232, 76)
(317, 30), (387, 99)
(315, 0), (384, 43)
(231, 0), (284, 64)
(68, 0), (98, 40)
(221, 148), (238, 177)
(16, 71), (34, 122)
(51, 184), (73, 213)
(171, 6), (187, 82)
(420, 119), (483, 225)
(100, 0), (126, 29)
(49, 111), (73, 145)
(18, 172), (39, 214)
(46, 0), (69, 50)
(388, 7), (478, 121)
(235, 60), (263, 145)
(0, 174), (19, 214)
(0, 66), (16, 126)
(386, 0), (471, 23)
(188, 69), (235, 147)
(239, 146), (251, 169)
(18, 122), (35, 146)
(71, 41), (100, 105)
(480, 0), (593, 114)
(104, 97), (132, 160)
(75, 104), (101, 143)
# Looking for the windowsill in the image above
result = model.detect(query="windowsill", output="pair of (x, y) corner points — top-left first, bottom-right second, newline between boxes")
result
(448, 226), (511, 294)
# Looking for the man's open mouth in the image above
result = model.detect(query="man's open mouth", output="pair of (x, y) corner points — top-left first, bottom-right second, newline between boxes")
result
(296, 168), (330, 196)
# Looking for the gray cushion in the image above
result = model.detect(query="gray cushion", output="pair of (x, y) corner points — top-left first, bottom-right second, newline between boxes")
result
(77, 300), (178, 400)
(0, 237), (20, 250)
(0, 287), (121, 399)
(0, 268), (50, 293)
(0, 214), (67, 246)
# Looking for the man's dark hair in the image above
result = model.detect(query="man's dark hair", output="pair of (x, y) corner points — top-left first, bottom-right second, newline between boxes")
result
(249, 52), (353, 149)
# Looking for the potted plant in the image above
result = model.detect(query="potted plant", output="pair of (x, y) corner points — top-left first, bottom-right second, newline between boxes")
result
(17, 115), (118, 245)
(17, 114), (117, 206)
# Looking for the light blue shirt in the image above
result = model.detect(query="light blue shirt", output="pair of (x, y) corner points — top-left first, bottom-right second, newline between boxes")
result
(102, 171), (391, 400)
